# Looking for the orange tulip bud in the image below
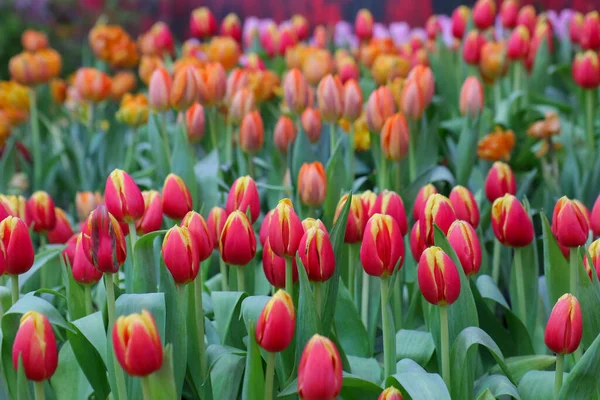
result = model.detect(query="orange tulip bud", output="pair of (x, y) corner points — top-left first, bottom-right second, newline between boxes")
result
(298, 335), (343, 400)
(473, 0), (496, 30)
(139, 55), (164, 85)
(82, 205), (127, 273)
(381, 113), (409, 161)
(148, 67), (172, 112)
(75, 191), (103, 222)
(110, 71), (137, 101)
(572, 51), (600, 89)
(268, 199), (304, 258)
(365, 86), (395, 133)
(220, 13), (242, 43)
(500, 0), (519, 29)
(298, 162), (327, 208)
(283, 68), (309, 114)
(196, 63), (227, 106)
(207, 207), (227, 249)
(225, 69), (249, 105)
(479, 41), (507, 84)
(185, 103), (205, 143)
(47, 208), (73, 244)
(413, 184), (437, 221)
(206, 36), (240, 70)
(136, 191), (162, 235)
(27, 191), (56, 232)
(170, 65), (198, 111)
(239, 111), (264, 154)
(342, 79), (363, 122)
(0, 216), (34, 275)
(420, 194), (457, 247)
(544, 294), (582, 354)
(460, 76), (484, 117)
(256, 290), (296, 352)
(298, 226), (336, 282)
(373, 190), (408, 236)
(21, 29), (48, 52)
(161, 173), (192, 220)
(399, 78), (425, 121)
(74, 68), (112, 103)
(477, 126), (515, 162)
(12, 311), (58, 381)
(229, 88), (255, 125)
(506, 25), (530, 60)
(491, 194), (534, 247)
(449, 186), (480, 228)
(226, 176), (260, 223)
(418, 246), (461, 306)
(50, 79), (67, 105)
(355, 9), (374, 41)
(451, 6), (470, 39)
(162, 225), (199, 284)
(181, 211), (213, 262)
(71, 233), (103, 285)
(263, 238), (298, 288)
(301, 108), (322, 143)
(552, 196), (589, 248)
(316, 74), (344, 123)
(360, 214), (405, 277)
(274, 116), (297, 154)
(190, 7), (217, 39)
(407, 65), (435, 107)
(302, 48), (333, 85)
(113, 310), (163, 376)
(485, 161), (516, 202)
(104, 169), (145, 223)
(334, 194), (367, 243)
(447, 220), (482, 276)
(580, 11), (600, 51)
(219, 210), (257, 266)
(379, 386), (404, 400)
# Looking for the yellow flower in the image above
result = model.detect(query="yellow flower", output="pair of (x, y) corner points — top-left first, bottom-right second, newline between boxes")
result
(116, 93), (148, 127)
(341, 114), (371, 152)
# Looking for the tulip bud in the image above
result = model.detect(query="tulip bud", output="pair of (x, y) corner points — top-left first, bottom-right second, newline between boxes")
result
(334, 194), (367, 243)
(447, 220), (482, 276)
(463, 30), (486, 65)
(581, 11), (600, 51)
(50, 79), (67, 104)
(170, 65), (198, 111)
(229, 88), (255, 125)
(225, 176), (260, 224)
(420, 194), (457, 247)
(161, 173), (192, 220)
(263, 238), (298, 288)
(342, 79), (363, 123)
(256, 290), (296, 352)
(298, 335), (343, 400)
(572, 51), (600, 89)
(473, 0), (496, 30)
(83, 205), (127, 273)
(104, 169), (145, 223)
(148, 67), (172, 112)
(298, 226), (336, 282)
(283, 69), (309, 114)
(517, 5), (537, 34)
(361, 190), (377, 219)
(407, 65), (435, 106)
(355, 9), (374, 41)
(181, 211), (213, 262)
(360, 214), (405, 277)
(298, 162), (327, 208)
(62, 235), (77, 267)
(485, 161), (516, 202)
(73, 68), (111, 103)
(544, 294), (582, 354)
(381, 113), (410, 161)
(260, 210), (274, 247)
(113, 310), (163, 376)
(292, 15), (310, 41)
(269, 199), (304, 258)
(301, 218), (328, 233)
(111, 71), (137, 101)
(240, 111), (264, 153)
(399, 79), (425, 121)
(506, 25), (530, 60)
(570, 13), (584, 44)
(460, 76), (485, 117)
(27, 191), (56, 233)
(162, 225), (199, 284)
(479, 41), (507, 84)
(413, 184), (438, 221)
(365, 86), (396, 133)
(451, 6), (470, 39)
(500, 0), (519, 29)
(75, 191), (103, 222)
(373, 190), (408, 236)
(190, 7), (217, 39)
(0, 216), (34, 275)
(379, 387), (404, 400)
(185, 103), (205, 143)
(551, 196), (589, 248)
(491, 194), (534, 247)
(418, 246), (461, 305)
(12, 311), (58, 381)
(410, 221), (426, 261)
(47, 208), (74, 244)
(220, 211), (257, 266)
(317, 74), (344, 123)
(196, 63), (227, 106)
(207, 207), (227, 249)
(449, 186), (480, 228)
(301, 108), (322, 143)
(21, 29), (48, 52)
(274, 116), (297, 154)
(585, 239), (600, 280)
(72, 233), (103, 285)
(338, 57), (360, 85)
(135, 194), (163, 235)
(220, 13), (242, 42)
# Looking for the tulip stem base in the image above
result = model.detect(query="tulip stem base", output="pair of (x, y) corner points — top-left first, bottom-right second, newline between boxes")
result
(348, 244), (356, 301)
(40, 236), (47, 289)
(514, 248), (527, 326)
(440, 305), (450, 391)
(329, 123), (336, 158)
(141, 376), (152, 400)
(569, 248), (583, 361)
(226, 119), (233, 166)
(160, 112), (172, 162)
(348, 124), (355, 187)
(361, 270), (369, 329)
(219, 259), (229, 291)
(379, 156), (388, 191)
(380, 277), (395, 378)
(392, 278), (403, 330)
(29, 88), (42, 189)
(194, 274), (208, 381)
(34, 380), (44, 400)
(84, 285), (93, 315)
(264, 351), (277, 400)
(285, 258), (293, 298)
(492, 239), (501, 285)
(584, 89), (596, 156)
(554, 353), (564, 399)
(408, 121), (418, 183)
(105, 273), (128, 400)
(237, 266), (245, 293)
(128, 223), (138, 252)
(247, 153), (255, 178)
(11, 275), (19, 305)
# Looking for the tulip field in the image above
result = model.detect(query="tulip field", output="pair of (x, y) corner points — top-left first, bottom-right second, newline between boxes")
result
(2, 1), (600, 399)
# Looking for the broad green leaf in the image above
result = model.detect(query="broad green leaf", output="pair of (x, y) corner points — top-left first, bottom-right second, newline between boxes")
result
(560, 332), (600, 399)
(147, 345), (178, 400)
(386, 361), (451, 400)
(295, 255), (322, 366)
(339, 373), (384, 400)
(474, 375), (520, 400)
(509, 243), (539, 337)
(132, 230), (167, 294)
(211, 291), (248, 349)
(61, 257), (87, 321)
(241, 324), (265, 400)
(323, 132), (346, 227)
(490, 355), (556, 384)
(51, 342), (93, 400)
(19, 248), (63, 294)
(518, 371), (555, 400)
(395, 329), (436, 367)
(209, 349), (245, 399)
(194, 150), (221, 211)
(334, 283), (370, 358)
(171, 123), (199, 209)
(347, 356), (381, 384)
(574, 248), (600, 348)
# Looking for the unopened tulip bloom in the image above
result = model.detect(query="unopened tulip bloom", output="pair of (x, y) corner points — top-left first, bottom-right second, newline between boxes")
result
(274, 116), (296, 154)
(570, 13), (584, 44)
(485, 161), (516, 202)
(420, 194), (457, 247)
(544, 294), (582, 354)
(162, 173), (192, 220)
(301, 108), (322, 143)
(407, 65), (434, 107)
(463, 30), (486, 65)
(298, 335), (343, 400)
(552, 197), (589, 248)
(260, 210), (274, 247)
(491, 194), (534, 247)
(410, 222), (426, 261)
(62, 235), (77, 267)
(225, 69), (248, 104)
(263, 238), (298, 288)
(73, 68), (112, 103)
(449, 186), (480, 228)
(360, 214), (404, 277)
(342, 79), (363, 122)
(472, 0), (496, 30)
(47, 208), (74, 244)
(413, 184), (437, 221)
(269, 199), (304, 258)
(500, 0), (519, 29)
(317, 74), (344, 123)
(133, 191), (162, 235)
(219, 211), (257, 266)
(12, 311), (58, 381)
(0, 216), (35, 275)
(196, 63), (227, 106)
(111, 71), (137, 101)
(181, 211), (213, 262)
(207, 207), (227, 249)
(283, 68), (309, 114)
(361, 190), (377, 218)
(506, 26), (530, 60)
(479, 41), (507, 84)
(256, 290), (296, 352)
(460, 76), (485, 117)
(21, 29), (48, 51)
(373, 190), (408, 236)
(298, 226), (336, 282)
(451, 6), (470, 39)
(572, 51), (600, 89)
(581, 11), (600, 51)
(104, 169), (145, 223)
(162, 225), (199, 284)
(334, 194), (367, 243)
(585, 240), (600, 280)
(27, 191), (56, 232)
(381, 113), (410, 161)
(301, 218), (328, 233)
(82, 205), (127, 273)
(170, 65), (198, 111)
(229, 88), (255, 125)
(76, 191), (103, 222)
(190, 7), (217, 39)
(225, 176), (260, 223)
(72, 233), (103, 285)
(591, 195), (600, 236)
(418, 246), (461, 305)
(220, 13), (242, 42)
(517, 6), (537, 35)
(186, 103), (205, 143)
(355, 9), (374, 41)
(365, 86), (395, 133)
(113, 310), (163, 376)
(379, 387), (404, 400)
(240, 111), (264, 153)
(116, 93), (148, 127)
(292, 15), (309, 41)
(447, 220), (482, 276)
(298, 162), (327, 208)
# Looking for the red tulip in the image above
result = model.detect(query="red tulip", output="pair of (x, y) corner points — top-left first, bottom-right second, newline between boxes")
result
(418, 246), (461, 306)
(491, 194), (534, 247)
(355, 9), (374, 41)
(162, 226), (199, 284)
(256, 290), (296, 352)
(301, 218), (328, 234)
(298, 226), (336, 282)
(0, 216), (34, 275)
(190, 7), (217, 39)
(136, 190), (163, 235)
(219, 211), (257, 266)
(82, 205), (127, 273)
(12, 311), (58, 381)
(472, 0), (496, 31)
(71, 233), (103, 285)
(334, 194), (367, 243)
(27, 191), (56, 233)
(162, 173), (193, 220)
(420, 194), (457, 247)
(451, 6), (470, 39)
(263, 238), (298, 288)
(413, 184), (437, 221)
(104, 169), (145, 223)
(181, 211), (213, 262)
(581, 11), (600, 51)
(317, 74), (344, 123)
(572, 51), (600, 89)
(506, 25), (530, 60)
(298, 335), (343, 400)
(360, 214), (405, 277)
(570, 13), (584, 45)
(447, 220), (482, 276)
(220, 13), (242, 42)
(372, 190), (408, 236)
(113, 310), (163, 376)
(47, 207), (74, 244)
(379, 386), (404, 400)
(544, 294), (582, 354)
(449, 186), (480, 228)
(207, 207), (227, 249)
(225, 176), (260, 224)
(462, 30), (486, 65)
(500, 0), (519, 29)
(410, 222), (426, 261)
(62, 235), (77, 267)
(552, 196), (589, 248)
(268, 199), (304, 258)
(485, 161), (516, 203)
(360, 190), (377, 219)
(584, 239), (600, 280)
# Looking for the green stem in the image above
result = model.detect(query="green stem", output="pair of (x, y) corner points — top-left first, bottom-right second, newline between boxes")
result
(348, 245), (356, 301)
(554, 353), (564, 400)
(361, 270), (369, 328)
(314, 282), (322, 318)
(513, 62), (521, 94)
(11, 275), (19, 305)
(123, 127), (138, 172)
(329, 123), (336, 159)
(237, 266), (245, 292)
(226, 119), (233, 165)
(380, 277), (395, 378)
(394, 161), (401, 192)
(141, 376), (152, 400)
(263, 351), (277, 400)
(584, 89), (596, 154)
(392, 278), (403, 330)
(247, 153), (255, 178)
(88, 102), (96, 133)
(194, 274), (208, 381)
(29, 88), (41, 189)
(39, 235), (47, 289)
(84, 285), (93, 315)
(379, 156), (388, 191)
(128, 223), (138, 251)
(348, 123), (355, 186)
(440, 305), (450, 390)
(285, 258), (293, 297)
(408, 121), (417, 183)
(34, 380), (44, 400)
(105, 273), (128, 400)
(569, 248), (583, 361)
(160, 112), (172, 162)
(492, 239), (501, 285)
(208, 108), (218, 151)
(493, 83), (502, 113)
(515, 248), (527, 325)
(219, 258), (229, 291)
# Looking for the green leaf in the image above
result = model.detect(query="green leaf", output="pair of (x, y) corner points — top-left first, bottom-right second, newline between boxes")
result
(211, 291), (248, 349)
(50, 342), (94, 400)
(295, 255), (322, 366)
(574, 248), (600, 349)
(194, 150), (221, 210)
(147, 345), (178, 400)
(476, 389), (496, 400)
(455, 117), (480, 186)
(19, 248), (63, 294)
(132, 230), (166, 293)
(147, 112), (170, 180)
(386, 360), (451, 400)
(208, 346), (245, 399)
(61, 257), (87, 321)
(241, 324), (265, 400)
(474, 375), (520, 399)
(340, 373), (384, 400)
(347, 356), (381, 384)
(323, 132), (346, 227)
(171, 123), (199, 209)
(16, 356), (31, 400)
(334, 283), (370, 358)
(490, 355), (556, 384)
(560, 332), (600, 399)
(395, 329), (436, 367)
(509, 243), (539, 336)
(518, 371), (555, 400)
